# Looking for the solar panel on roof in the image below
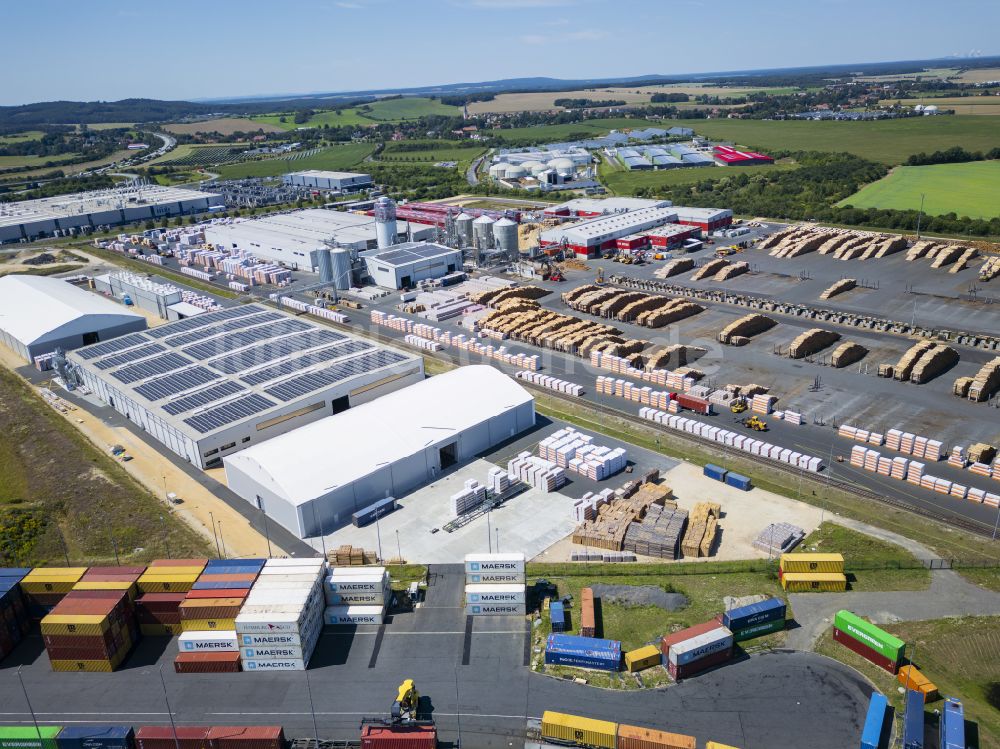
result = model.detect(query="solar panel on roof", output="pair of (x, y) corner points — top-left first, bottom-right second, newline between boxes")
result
(182, 393), (277, 434)
(75, 332), (151, 360)
(145, 305), (260, 339)
(94, 343), (167, 370)
(161, 381), (246, 416)
(264, 349), (408, 402)
(134, 366), (219, 401)
(181, 319), (309, 360)
(110, 352), (192, 384)
(239, 339), (373, 385)
(165, 311), (282, 348)
(206, 328), (343, 375)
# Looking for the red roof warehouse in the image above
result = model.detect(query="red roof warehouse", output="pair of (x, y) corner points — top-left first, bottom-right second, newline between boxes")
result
(713, 145), (774, 166)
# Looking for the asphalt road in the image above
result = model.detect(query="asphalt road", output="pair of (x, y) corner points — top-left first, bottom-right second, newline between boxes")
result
(0, 566), (873, 749)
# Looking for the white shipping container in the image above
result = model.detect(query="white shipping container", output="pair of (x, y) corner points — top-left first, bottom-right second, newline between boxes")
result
(465, 584), (526, 604)
(668, 627), (734, 665)
(177, 631), (238, 652)
(263, 558), (326, 569)
(239, 631), (312, 648)
(323, 576), (389, 594)
(242, 643), (306, 660)
(466, 572), (526, 584)
(463, 553), (526, 575)
(324, 590), (389, 605)
(323, 605), (385, 625)
(242, 658), (309, 671)
(465, 603), (526, 616)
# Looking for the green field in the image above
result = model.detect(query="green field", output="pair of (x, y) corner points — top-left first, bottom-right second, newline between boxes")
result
(0, 130), (45, 145)
(251, 109), (374, 130)
(801, 522), (930, 591)
(688, 116), (1000, 165)
(377, 140), (485, 165)
(600, 158), (798, 195)
(839, 160), (1000, 219)
(252, 97), (461, 130)
(0, 153), (82, 170)
(215, 143), (375, 179)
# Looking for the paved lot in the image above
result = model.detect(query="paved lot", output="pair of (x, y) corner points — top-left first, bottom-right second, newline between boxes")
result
(0, 565), (872, 749)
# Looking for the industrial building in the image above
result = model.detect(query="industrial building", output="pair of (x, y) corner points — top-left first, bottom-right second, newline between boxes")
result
(713, 145), (774, 166)
(0, 184), (223, 244)
(539, 206), (680, 257)
(610, 144), (715, 171)
(544, 197), (671, 219)
(202, 208), (435, 271)
(0, 275), (147, 363)
(224, 365), (536, 538)
(282, 170), (373, 192)
(361, 242), (464, 289)
(67, 304), (423, 469)
(672, 206), (734, 232)
(615, 223), (702, 252)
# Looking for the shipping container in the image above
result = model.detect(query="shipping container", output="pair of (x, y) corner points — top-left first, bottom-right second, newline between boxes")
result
(360, 724), (436, 749)
(56, 726), (133, 749)
(541, 711), (617, 749)
(352, 497), (398, 527)
(724, 473), (751, 491)
(466, 572), (525, 584)
(703, 464), (727, 482)
(546, 634), (621, 671)
(860, 692), (888, 749)
(465, 584), (526, 604)
(902, 689), (925, 749)
(322, 605), (385, 625)
(0, 727), (63, 749)
(667, 646), (732, 679)
(241, 644), (305, 660)
(832, 627), (899, 674)
(834, 611), (904, 664)
(722, 598), (786, 631)
(580, 587), (595, 638)
(242, 658), (309, 671)
(940, 698), (964, 749)
(205, 727), (283, 749)
(177, 631), (238, 652)
(779, 553), (845, 574)
(623, 645), (661, 672)
(550, 601), (566, 632)
(731, 617), (786, 642)
(463, 553), (526, 575)
(179, 618), (236, 632)
(897, 665), (938, 702)
(173, 652), (241, 673)
(705, 743), (741, 749)
(667, 627), (733, 666)
(466, 603), (526, 616)
(660, 620), (724, 656)
(617, 724), (695, 749)
(780, 573), (847, 592)
(135, 727), (209, 749)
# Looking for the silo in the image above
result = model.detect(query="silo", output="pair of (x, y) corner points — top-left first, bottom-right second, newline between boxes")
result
(493, 218), (518, 255)
(316, 248), (333, 283)
(374, 196), (397, 249)
(473, 214), (495, 250)
(488, 163), (510, 180)
(331, 248), (352, 290)
(455, 213), (474, 246)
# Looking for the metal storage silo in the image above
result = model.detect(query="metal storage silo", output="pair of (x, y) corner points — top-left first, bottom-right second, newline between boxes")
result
(455, 213), (474, 246)
(473, 214), (495, 250)
(316, 249), (334, 283)
(374, 196), (397, 249)
(331, 248), (352, 290)
(493, 217), (518, 255)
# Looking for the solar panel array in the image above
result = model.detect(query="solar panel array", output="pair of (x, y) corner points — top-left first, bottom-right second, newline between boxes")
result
(207, 328), (343, 375)
(240, 340), (373, 386)
(183, 393), (277, 435)
(182, 318), (309, 360)
(74, 332), (150, 360)
(165, 311), (282, 349)
(111, 352), (193, 385)
(145, 306), (257, 339)
(265, 349), (409, 402)
(94, 343), (166, 371)
(134, 366), (220, 401)
(162, 381), (246, 416)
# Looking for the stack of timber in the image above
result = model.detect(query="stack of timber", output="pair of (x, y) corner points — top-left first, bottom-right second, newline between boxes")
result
(573, 481), (687, 559)
(654, 257), (695, 278)
(830, 341), (868, 367)
(950, 247), (979, 273)
(910, 345), (959, 384)
(890, 341), (936, 381)
(980, 256), (1000, 281)
(718, 314), (777, 345)
(929, 245), (965, 269)
(691, 258), (729, 280)
(788, 328), (841, 359)
(561, 285), (703, 328)
(680, 502), (721, 558)
(819, 278), (856, 300)
(715, 261), (749, 281)
(473, 285), (548, 308)
(963, 356), (1000, 401)
(329, 546), (378, 566)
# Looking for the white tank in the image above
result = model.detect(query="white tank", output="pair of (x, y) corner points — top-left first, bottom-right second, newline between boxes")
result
(504, 164), (527, 179)
(488, 163), (511, 179)
(455, 213), (474, 245)
(521, 160), (546, 176)
(473, 214), (495, 249)
(548, 157), (575, 175)
(331, 248), (351, 290)
(493, 218), (518, 255)
(374, 196), (397, 249)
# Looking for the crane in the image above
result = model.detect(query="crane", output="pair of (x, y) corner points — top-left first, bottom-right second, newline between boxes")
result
(391, 679), (420, 723)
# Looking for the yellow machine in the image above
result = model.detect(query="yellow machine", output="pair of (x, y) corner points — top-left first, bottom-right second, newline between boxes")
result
(391, 679), (420, 722)
(595, 267), (605, 285)
(730, 399), (748, 414)
(742, 416), (768, 432)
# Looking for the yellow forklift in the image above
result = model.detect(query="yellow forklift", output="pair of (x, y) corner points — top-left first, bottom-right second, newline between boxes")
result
(741, 416), (768, 432)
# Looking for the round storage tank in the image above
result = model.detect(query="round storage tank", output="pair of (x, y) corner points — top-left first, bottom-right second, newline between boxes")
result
(504, 164), (527, 179)
(331, 248), (352, 290)
(488, 163), (511, 180)
(455, 213), (474, 245)
(521, 160), (546, 176)
(493, 218), (518, 255)
(316, 248), (333, 283)
(473, 214), (495, 249)
(547, 157), (575, 175)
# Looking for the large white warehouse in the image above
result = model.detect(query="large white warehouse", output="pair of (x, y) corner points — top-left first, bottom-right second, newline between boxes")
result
(0, 275), (147, 362)
(202, 209), (435, 271)
(224, 365), (536, 537)
(0, 185), (223, 244)
(360, 242), (464, 289)
(68, 304), (423, 469)
(282, 170), (373, 192)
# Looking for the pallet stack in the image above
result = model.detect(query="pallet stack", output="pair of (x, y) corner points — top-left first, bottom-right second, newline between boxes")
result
(751, 393), (777, 414)
(752, 523), (805, 555)
(451, 479), (487, 516)
(681, 502), (721, 558)
(539, 428), (627, 482)
(507, 452), (566, 492)
(516, 371), (583, 396)
(329, 545), (378, 566)
(622, 503), (688, 559)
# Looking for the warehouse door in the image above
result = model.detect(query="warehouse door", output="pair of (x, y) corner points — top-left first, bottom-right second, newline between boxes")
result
(82, 331), (100, 346)
(439, 441), (457, 469)
(400, 275), (412, 288)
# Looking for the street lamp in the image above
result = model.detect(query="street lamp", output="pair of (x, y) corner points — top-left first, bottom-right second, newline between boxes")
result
(208, 511), (222, 558)
(159, 516), (171, 559)
(157, 666), (182, 749)
(217, 521), (227, 559)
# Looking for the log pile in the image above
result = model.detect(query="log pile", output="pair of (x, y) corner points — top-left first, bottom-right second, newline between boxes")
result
(830, 341), (868, 368)
(819, 278), (856, 300)
(788, 328), (841, 359)
(718, 314), (777, 344)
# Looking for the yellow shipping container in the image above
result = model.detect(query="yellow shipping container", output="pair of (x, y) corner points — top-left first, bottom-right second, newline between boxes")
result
(180, 618), (237, 632)
(779, 553), (845, 573)
(137, 575), (199, 593)
(541, 711), (617, 749)
(21, 567), (88, 594)
(780, 572), (847, 592)
(624, 645), (661, 672)
(141, 566), (204, 575)
(23, 567), (89, 579)
(140, 623), (181, 637)
(73, 581), (137, 593)
(706, 743), (742, 749)
(897, 665), (939, 702)
(50, 659), (115, 673)
(40, 615), (111, 636)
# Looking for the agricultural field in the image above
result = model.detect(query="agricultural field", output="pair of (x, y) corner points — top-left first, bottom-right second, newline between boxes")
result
(880, 96), (1000, 115)
(955, 67), (1000, 84)
(688, 115), (1000, 164)
(600, 159), (797, 195)
(377, 140), (486, 165)
(0, 152), (82, 171)
(251, 108), (374, 130)
(164, 117), (285, 136)
(0, 367), (209, 565)
(154, 143), (251, 168)
(493, 117), (667, 145)
(81, 122), (135, 131)
(0, 130), (45, 145)
(251, 97), (461, 130)
(215, 142), (375, 179)
(852, 67), (960, 83)
(357, 96), (461, 121)
(839, 160), (1000, 219)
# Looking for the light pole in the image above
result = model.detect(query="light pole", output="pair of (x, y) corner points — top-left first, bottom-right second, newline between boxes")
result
(487, 510), (492, 553)
(217, 521), (227, 559)
(992, 502), (1000, 541)
(454, 668), (463, 748)
(304, 669), (321, 743)
(208, 511), (222, 558)
(396, 529), (402, 563)
(262, 512), (272, 558)
(157, 665), (182, 749)
(16, 667), (41, 745)
(495, 527), (500, 553)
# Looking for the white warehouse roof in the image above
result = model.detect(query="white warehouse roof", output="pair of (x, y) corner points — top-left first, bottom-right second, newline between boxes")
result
(0, 275), (144, 350)
(224, 365), (533, 507)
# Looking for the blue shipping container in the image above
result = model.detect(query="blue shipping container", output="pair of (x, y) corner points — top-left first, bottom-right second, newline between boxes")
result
(902, 689), (925, 749)
(57, 726), (134, 749)
(205, 558), (265, 570)
(704, 464), (727, 482)
(550, 601), (566, 632)
(191, 580), (253, 590)
(860, 692), (888, 749)
(725, 472), (752, 491)
(547, 633), (621, 654)
(940, 698), (964, 749)
(0, 568), (31, 580)
(544, 649), (621, 671)
(723, 597), (787, 631)
(353, 497), (397, 527)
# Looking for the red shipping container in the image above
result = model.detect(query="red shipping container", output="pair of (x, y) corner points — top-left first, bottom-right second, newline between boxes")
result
(676, 394), (710, 414)
(44, 630), (120, 650)
(833, 627), (899, 674)
(661, 620), (722, 656)
(206, 726), (283, 749)
(178, 602), (243, 620)
(173, 652), (241, 673)
(136, 593), (186, 611)
(184, 589), (249, 600)
(147, 559), (209, 568)
(136, 726), (210, 749)
(361, 724), (437, 749)
(667, 646), (732, 680)
(136, 610), (181, 625)
(82, 566), (147, 577)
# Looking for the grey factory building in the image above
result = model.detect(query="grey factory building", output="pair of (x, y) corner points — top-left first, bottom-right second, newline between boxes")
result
(361, 242), (464, 289)
(0, 185), (223, 243)
(224, 365), (536, 537)
(67, 304), (423, 469)
(282, 170), (373, 192)
(0, 275), (147, 363)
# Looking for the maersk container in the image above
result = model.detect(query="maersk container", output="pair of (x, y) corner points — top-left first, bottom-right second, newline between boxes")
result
(549, 601), (566, 632)
(902, 689), (925, 749)
(352, 497), (397, 527)
(703, 464), (727, 482)
(940, 698), (964, 749)
(834, 610), (904, 664)
(242, 644), (305, 660)
(239, 631), (308, 648)
(242, 657), (309, 672)
(667, 627), (733, 666)
(323, 605), (385, 625)
(177, 631), (238, 652)
(732, 617), (786, 642)
(860, 692), (888, 749)
(724, 472), (751, 491)
(466, 571), (525, 584)
(465, 584), (526, 604)
(325, 590), (389, 605)
(465, 603), (526, 616)
(723, 597), (786, 631)
(464, 553), (526, 575)
(56, 726), (133, 749)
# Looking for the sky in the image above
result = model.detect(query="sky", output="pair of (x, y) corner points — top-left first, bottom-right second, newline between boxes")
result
(2, 0), (998, 106)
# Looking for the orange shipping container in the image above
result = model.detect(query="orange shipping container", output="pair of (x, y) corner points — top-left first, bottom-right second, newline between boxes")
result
(617, 724), (695, 749)
(897, 665), (939, 702)
(580, 587), (595, 638)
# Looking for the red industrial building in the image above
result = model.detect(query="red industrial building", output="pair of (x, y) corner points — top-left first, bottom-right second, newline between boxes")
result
(543, 197), (670, 219)
(672, 206), (733, 232)
(712, 145), (774, 166)
(539, 206), (679, 258)
(615, 223), (702, 252)
(368, 201), (520, 228)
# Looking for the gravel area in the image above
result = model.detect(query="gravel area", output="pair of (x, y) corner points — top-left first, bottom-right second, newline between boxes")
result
(591, 583), (689, 610)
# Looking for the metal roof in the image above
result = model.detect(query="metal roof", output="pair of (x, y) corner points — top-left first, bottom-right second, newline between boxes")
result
(285, 169), (371, 180)
(362, 242), (460, 268)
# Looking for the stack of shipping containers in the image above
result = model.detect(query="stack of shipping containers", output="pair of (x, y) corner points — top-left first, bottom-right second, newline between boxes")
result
(545, 633), (622, 671)
(833, 610), (905, 673)
(541, 712), (697, 749)
(236, 558), (326, 671)
(463, 553), (526, 617)
(939, 698), (965, 749)
(135, 559), (208, 637)
(74, 567), (144, 600)
(779, 553), (847, 592)
(323, 567), (390, 625)
(20, 567), (87, 620)
(722, 598), (787, 641)
(902, 689), (926, 749)
(661, 620), (733, 680)
(41, 588), (138, 672)
(0, 568), (31, 660)
(175, 559), (265, 673)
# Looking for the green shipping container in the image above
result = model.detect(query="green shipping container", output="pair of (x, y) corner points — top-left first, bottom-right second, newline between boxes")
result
(733, 617), (786, 642)
(0, 726), (63, 749)
(834, 610), (904, 663)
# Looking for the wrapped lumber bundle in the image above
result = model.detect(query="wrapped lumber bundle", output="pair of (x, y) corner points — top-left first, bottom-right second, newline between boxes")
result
(692, 258), (729, 280)
(892, 340), (937, 381)
(830, 341), (868, 368)
(910, 345), (958, 384)
(718, 314), (777, 345)
(653, 257), (695, 278)
(715, 262), (749, 281)
(968, 356), (1000, 401)
(788, 328), (841, 359)
(820, 278), (856, 300)
(950, 247), (979, 273)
